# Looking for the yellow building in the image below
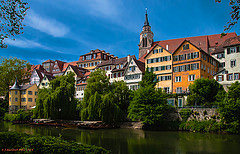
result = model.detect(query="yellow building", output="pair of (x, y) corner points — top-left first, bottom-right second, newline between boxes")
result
(145, 44), (173, 93)
(9, 79), (38, 114)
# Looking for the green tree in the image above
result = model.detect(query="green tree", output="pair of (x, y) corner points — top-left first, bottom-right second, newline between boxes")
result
(219, 81), (240, 133)
(0, 0), (29, 48)
(0, 57), (30, 98)
(33, 72), (77, 120)
(187, 78), (225, 106)
(81, 69), (130, 123)
(128, 68), (170, 125)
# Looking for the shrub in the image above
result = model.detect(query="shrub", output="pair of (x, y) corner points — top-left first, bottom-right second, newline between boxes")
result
(179, 109), (192, 122)
(0, 132), (109, 153)
(179, 120), (221, 132)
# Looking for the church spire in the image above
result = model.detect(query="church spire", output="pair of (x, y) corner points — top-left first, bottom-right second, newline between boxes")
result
(144, 8), (150, 27)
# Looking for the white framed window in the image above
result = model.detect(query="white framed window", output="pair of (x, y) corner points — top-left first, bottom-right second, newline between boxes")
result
(234, 73), (239, 80)
(231, 59), (236, 67)
(175, 76), (181, 82)
(164, 87), (170, 93)
(218, 75), (223, 81)
(188, 75), (195, 81)
(230, 47), (236, 53)
(176, 87), (182, 93)
(228, 74), (233, 80)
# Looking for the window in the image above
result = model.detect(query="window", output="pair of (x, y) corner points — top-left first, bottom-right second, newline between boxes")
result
(15, 98), (18, 102)
(234, 73), (239, 80)
(231, 59), (236, 67)
(21, 90), (26, 95)
(28, 98), (32, 102)
(220, 62), (225, 67)
(82, 56), (85, 61)
(153, 49), (158, 54)
(175, 76), (181, 82)
(176, 87), (182, 94)
(228, 74), (233, 80)
(21, 98), (26, 102)
(188, 75), (195, 81)
(183, 44), (189, 50)
(116, 65), (119, 69)
(28, 91), (32, 95)
(94, 54), (96, 59)
(218, 75), (223, 81)
(159, 48), (163, 53)
(178, 98), (183, 107)
(129, 67), (132, 71)
(35, 92), (37, 95)
(164, 87), (170, 93)
(230, 47), (236, 53)
(15, 91), (17, 95)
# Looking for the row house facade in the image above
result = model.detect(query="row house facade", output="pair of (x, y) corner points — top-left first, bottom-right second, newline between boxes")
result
(213, 36), (240, 91)
(124, 57), (145, 90)
(77, 49), (117, 71)
(97, 55), (136, 83)
(76, 72), (91, 101)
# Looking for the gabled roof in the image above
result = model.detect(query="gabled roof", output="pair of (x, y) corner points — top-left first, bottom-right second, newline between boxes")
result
(124, 57), (145, 75)
(54, 60), (66, 71)
(42, 59), (54, 64)
(62, 61), (79, 72)
(20, 84), (34, 90)
(172, 39), (204, 55)
(144, 43), (172, 59)
(45, 74), (56, 81)
(64, 65), (88, 78)
(212, 36), (240, 54)
(139, 32), (237, 60)
(97, 55), (136, 67)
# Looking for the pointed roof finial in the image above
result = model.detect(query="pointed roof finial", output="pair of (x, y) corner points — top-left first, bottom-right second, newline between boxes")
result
(10, 77), (20, 90)
(144, 8), (150, 27)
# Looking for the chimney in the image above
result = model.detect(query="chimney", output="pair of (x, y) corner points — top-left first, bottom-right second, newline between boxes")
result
(166, 45), (169, 50)
(127, 55), (130, 62)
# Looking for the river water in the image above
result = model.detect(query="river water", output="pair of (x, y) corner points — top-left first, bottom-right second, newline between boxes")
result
(1, 121), (240, 154)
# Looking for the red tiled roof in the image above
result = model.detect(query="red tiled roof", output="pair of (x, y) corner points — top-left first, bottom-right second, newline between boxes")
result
(62, 61), (79, 71)
(212, 36), (240, 54)
(134, 58), (145, 73)
(42, 59), (54, 63)
(55, 60), (66, 71)
(138, 32), (237, 60)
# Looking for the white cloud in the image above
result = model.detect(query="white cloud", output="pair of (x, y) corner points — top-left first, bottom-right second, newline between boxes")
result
(25, 10), (69, 37)
(4, 38), (48, 49)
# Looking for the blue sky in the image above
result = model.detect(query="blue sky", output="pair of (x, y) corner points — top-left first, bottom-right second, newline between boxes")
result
(1, 0), (239, 65)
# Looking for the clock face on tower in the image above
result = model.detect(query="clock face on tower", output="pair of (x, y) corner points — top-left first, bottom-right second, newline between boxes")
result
(143, 33), (147, 38)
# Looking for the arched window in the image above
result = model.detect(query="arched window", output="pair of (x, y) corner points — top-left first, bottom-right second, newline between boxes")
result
(142, 38), (147, 47)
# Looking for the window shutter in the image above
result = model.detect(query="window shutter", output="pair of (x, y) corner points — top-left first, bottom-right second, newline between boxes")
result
(227, 48), (230, 54)
(216, 76), (218, 81)
(226, 74), (229, 81)
(237, 46), (240, 53)
(222, 75), (224, 81)
(238, 73), (240, 80)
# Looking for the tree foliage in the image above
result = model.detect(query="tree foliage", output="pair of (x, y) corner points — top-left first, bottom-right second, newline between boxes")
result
(0, 57), (30, 97)
(128, 68), (170, 125)
(216, 0), (240, 34)
(81, 69), (131, 123)
(187, 78), (226, 106)
(33, 72), (77, 120)
(0, 0), (29, 48)
(219, 81), (240, 133)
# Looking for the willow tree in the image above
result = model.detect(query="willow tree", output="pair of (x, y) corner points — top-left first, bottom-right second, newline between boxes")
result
(33, 72), (77, 120)
(81, 69), (130, 123)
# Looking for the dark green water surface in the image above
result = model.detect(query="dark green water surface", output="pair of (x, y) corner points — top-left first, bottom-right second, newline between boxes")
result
(1, 121), (240, 154)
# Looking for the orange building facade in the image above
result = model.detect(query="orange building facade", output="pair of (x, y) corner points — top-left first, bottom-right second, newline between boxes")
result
(172, 40), (219, 93)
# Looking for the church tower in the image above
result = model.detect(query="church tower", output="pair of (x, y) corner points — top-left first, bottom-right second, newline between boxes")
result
(139, 9), (154, 58)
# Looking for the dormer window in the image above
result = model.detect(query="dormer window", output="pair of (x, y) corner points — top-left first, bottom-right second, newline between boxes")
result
(82, 56), (85, 61)
(183, 44), (189, 50)
(116, 65), (119, 69)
